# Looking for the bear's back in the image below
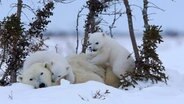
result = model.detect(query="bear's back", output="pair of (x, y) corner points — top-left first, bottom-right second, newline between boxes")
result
(23, 51), (66, 70)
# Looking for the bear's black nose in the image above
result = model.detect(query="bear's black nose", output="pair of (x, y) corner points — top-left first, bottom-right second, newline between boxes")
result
(39, 83), (46, 88)
(92, 49), (97, 52)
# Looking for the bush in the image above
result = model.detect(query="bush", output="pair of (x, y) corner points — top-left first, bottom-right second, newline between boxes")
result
(120, 25), (168, 89)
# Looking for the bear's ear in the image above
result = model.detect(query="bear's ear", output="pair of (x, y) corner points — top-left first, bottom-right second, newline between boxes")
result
(44, 63), (50, 70)
(17, 75), (23, 81)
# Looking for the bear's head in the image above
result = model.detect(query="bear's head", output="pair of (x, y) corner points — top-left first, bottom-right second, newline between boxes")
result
(45, 61), (75, 84)
(17, 63), (52, 88)
(87, 32), (106, 53)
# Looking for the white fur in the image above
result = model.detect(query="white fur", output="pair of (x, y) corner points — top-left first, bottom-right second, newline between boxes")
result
(64, 54), (121, 87)
(87, 32), (135, 78)
(18, 63), (52, 88)
(104, 66), (121, 88)
(23, 50), (75, 83)
(67, 53), (105, 83)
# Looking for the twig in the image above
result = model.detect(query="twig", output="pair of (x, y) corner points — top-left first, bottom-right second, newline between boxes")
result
(109, 2), (117, 37)
(54, 0), (76, 4)
(22, 4), (37, 15)
(131, 4), (143, 10)
(148, 2), (165, 12)
(78, 94), (89, 101)
(100, 11), (125, 16)
(22, 11), (32, 22)
(109, 5), (123, 37)
(8, 91), (13, 100)
(55, 44), (58, 53)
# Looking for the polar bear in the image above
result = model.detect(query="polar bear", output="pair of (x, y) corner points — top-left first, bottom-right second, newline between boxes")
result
(104, 66), (121, 88)
(17, 63), (52, 88)
(87, 32), (135, 79)
(66, 53), (105, 84)
(23, 50), (75, 84)
(56, 53), (121, 88)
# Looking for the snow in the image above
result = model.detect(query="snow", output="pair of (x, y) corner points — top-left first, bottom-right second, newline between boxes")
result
(1, 36), (184, 104)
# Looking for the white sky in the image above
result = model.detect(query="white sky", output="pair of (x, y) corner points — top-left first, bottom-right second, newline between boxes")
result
(0, 0), (183, 33)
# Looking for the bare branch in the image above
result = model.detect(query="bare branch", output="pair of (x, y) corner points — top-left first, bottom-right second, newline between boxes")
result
(123, 0), (140, 62)
(142, 0), (149, 28)
(148, 1), (165, 12)
(101, 12), (124, 16)
(22, 4), (37, 15)
(21, 11), (32, 22)
(109, 2), (123, 37)
(76, 6), (85, 54)
(54, 0), (76, 4)
(131, 4), (143, 10)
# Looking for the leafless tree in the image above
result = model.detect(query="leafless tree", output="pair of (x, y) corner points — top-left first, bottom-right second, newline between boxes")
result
(123, 0), (140, 62)
(76, 6), (85, 54)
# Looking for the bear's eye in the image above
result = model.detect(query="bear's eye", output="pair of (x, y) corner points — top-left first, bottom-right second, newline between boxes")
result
(40, 72), (44, 75)
(58, 75), (61, 78)
(52, 73), (54, 75)
(29, 78), (33, 81)
(95, 42), (99, 45)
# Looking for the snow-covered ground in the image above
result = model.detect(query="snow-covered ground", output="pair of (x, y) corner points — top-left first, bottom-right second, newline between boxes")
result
(0, 36), (184, 104)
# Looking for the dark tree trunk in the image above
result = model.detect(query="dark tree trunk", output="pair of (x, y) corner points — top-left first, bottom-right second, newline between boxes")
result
(17, 0), (22, 20)
(123, 0), (140, 62)
(142, 0), (149, 28)
(82, 0), (97, 53)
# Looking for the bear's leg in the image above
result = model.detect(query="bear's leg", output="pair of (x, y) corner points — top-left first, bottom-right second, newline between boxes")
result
(65, 70), (75, 83)
(112, 61), (125, 79)
(90, 53), (108, 65)
(104, 67), (121, 88)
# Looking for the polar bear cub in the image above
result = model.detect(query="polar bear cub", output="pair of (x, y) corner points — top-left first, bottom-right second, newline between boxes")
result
(18, 63), (52, 88)
(87, 32), (135, 78)
(23, 50), (75, 84)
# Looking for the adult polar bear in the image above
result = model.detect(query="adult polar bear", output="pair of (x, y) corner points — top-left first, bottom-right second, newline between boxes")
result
(23, 51), (75, 84)
(66, 53), (105, 84)
(21, 50), (120, 88)
(18, 63), (52, 88)
(87, 32), (135, 79)
(66, 53), (121, 87)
